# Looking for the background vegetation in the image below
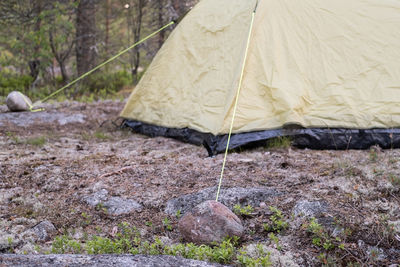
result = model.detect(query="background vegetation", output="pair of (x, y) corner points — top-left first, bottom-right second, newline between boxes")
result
(0, 0), (198, 102)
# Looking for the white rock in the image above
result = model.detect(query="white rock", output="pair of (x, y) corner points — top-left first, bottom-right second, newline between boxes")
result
(6, 91), (32, 112)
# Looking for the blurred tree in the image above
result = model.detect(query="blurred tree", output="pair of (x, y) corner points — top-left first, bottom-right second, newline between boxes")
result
(46, 1), (76, 83)
(0, 0), (200, 95)
(125, 0), (147, 82)
(75, 0), (97, 76)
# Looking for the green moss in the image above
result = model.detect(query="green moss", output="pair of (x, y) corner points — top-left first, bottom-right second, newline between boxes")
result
(25, 136), (47, 146)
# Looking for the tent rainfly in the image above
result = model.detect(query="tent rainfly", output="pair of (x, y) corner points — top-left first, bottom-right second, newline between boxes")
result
(121, 0), (400, 155)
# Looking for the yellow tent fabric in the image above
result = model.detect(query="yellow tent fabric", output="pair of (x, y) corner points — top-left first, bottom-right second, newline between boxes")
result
(121, 0), (400, 136)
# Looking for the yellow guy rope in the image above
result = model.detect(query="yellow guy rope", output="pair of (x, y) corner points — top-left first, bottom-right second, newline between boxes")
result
(32, 21), (175, 109)
(216, 1), (259, 202)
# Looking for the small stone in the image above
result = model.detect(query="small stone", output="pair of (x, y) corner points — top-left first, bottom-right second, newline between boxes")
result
(292, 200), (329, 218)
(6, 91), (32, 112)
(82, 189), (108, 207)
(178, 200), (244, 245)
(31, 220), (57, 242)
(103, 197), (143, 215)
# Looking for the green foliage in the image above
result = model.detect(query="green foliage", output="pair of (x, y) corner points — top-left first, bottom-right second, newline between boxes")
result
(369, 148), (378, 162)
(388, 173), (400, 188)
(25, 136), (47, 147)
(175, 209), (182, 219)
(265, 137), (292, 149)
(6, 133), (47, 147)
(6, 131), (21, 144)
(93, 131), (111, 140)
(80, 212), (92, 227)
(263, 206), (289, 233)
(302, 217), (350, 265)
(51, 235), (82, 254)
(375, 215), (397, 247)
(162, 217), (173, 231)
(79, 71), (132, 96)
(51, 223), (271, 266)
(0, 72), (33, 97)
(268, 233), (281, 251)
(237, 244), (272, 267)
(233, 204), (254, 217)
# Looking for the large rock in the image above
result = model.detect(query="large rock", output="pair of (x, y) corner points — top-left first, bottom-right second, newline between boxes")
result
(178, 200), (244, 245)
(0, 112), (86, 127)
(0, 254), (226, 267)
(6, 91), (32, 112)
(165, 186), (280, 215)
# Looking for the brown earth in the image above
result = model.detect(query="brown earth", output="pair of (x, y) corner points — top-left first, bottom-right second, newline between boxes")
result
(0, 100), (399, 266)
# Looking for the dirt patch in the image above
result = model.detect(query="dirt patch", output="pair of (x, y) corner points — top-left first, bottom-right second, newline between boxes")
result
(0, 100), (399, 266)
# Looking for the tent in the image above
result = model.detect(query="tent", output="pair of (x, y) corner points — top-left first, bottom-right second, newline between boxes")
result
(121, 0), (400, 155)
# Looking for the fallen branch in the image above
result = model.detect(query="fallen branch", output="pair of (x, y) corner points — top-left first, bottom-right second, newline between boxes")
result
(98, 166), (133, 179)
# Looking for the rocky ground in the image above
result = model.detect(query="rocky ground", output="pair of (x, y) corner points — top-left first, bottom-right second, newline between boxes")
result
(0, 100), (399, 266)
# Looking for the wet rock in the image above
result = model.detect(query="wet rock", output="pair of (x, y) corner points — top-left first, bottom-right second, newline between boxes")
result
(178, 200), (244, 245)
(292, 200), (329, 218)
(165, 186), (280, 215)
(0, 254), (225, 267)
(6, 91), (32, 112)
(103, 197), (143, 215)
(31, 220), (57, 242)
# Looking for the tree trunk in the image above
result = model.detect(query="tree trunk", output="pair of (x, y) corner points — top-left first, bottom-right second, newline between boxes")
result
(29, 0), (43, 86)
(105, 0), (110, 55)
(76, 0), (97, 77)
(126, 0), (146, 83)
(157, 0), (164, 49)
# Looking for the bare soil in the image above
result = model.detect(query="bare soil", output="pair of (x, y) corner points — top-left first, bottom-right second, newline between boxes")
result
(0, 100), (399, 266)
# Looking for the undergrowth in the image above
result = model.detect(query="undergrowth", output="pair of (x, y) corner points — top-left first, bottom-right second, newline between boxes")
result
(265, 137), (292, 149)
(51, 222), (272, 266)
(0, 70), (130, 104)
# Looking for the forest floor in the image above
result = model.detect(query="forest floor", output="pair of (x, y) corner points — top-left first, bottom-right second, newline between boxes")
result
(0, 100), (399, 266)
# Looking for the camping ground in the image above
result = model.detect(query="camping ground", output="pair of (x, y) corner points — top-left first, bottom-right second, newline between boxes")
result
(0, 100), (399, 266)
